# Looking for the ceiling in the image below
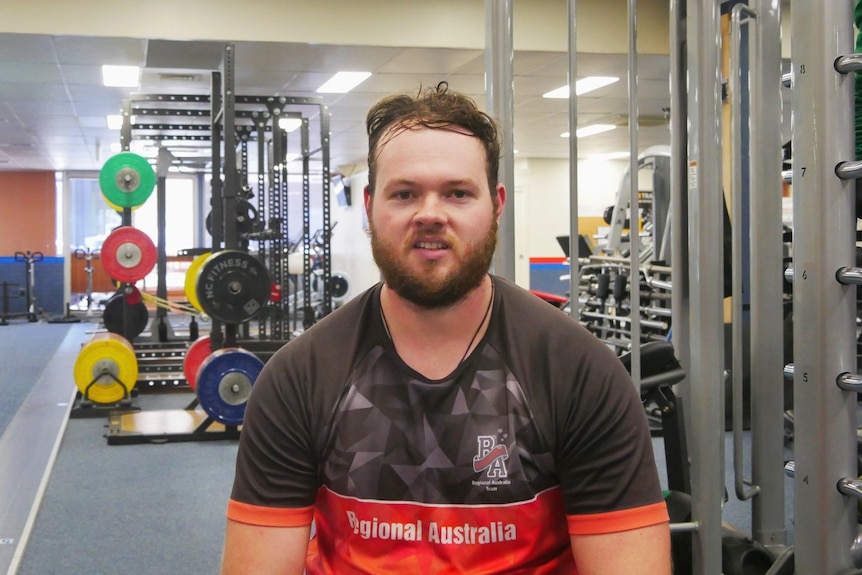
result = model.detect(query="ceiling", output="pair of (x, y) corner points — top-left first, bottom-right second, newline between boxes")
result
(0, 33), (676, 174)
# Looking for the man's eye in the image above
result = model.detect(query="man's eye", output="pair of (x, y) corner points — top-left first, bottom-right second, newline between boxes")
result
(452, 190), (469, 199)
(394, 191), (412, 200)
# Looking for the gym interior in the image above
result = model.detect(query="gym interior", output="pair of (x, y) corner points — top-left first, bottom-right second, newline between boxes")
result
(0, 0), (854, 573)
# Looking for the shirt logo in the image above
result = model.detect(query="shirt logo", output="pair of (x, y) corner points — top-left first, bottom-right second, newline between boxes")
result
(473, 436), (509, 479)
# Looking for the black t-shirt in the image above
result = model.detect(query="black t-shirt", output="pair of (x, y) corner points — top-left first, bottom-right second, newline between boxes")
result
(228, 276), (668, 574)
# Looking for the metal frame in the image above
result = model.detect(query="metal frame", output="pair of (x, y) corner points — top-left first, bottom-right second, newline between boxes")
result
(682, 0), (726, 572)
(788, 1), (859, 572)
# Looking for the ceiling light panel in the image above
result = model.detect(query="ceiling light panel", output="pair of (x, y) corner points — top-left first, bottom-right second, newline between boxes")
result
(543, 76), (620, 99)
(101, 65), (140, 87)
(316, 71), (372, 94)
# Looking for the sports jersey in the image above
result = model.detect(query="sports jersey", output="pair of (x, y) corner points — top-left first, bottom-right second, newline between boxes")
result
(227, 276), (669, 574)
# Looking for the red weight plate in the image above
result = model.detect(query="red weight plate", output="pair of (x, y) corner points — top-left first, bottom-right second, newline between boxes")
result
(101, 227), (157, 283)
(183, 336), (212, 390)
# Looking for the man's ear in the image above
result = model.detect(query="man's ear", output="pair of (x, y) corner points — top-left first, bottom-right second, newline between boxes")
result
(494, 184), (507, 222)
(364, 186), (373, 213)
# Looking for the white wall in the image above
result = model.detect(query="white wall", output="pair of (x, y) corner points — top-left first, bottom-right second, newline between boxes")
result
(517, 157), (628, 261)
(329, 173), (379, 301)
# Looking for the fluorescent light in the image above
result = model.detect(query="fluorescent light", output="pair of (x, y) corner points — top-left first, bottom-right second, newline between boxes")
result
(316, 71), (371, 94)
(575, 76), (619, 95)
(101, 65), (140, 88)
(278, 117), (302, 132)
(577, 124), (616, 137)
(543, 76), (620, 99)
(560, 124), (617, 138)
(106, 115), (124, 130)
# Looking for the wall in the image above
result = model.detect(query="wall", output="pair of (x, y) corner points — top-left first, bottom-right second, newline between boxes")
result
(329, 173), (379, 302)
(0, 0), (671, 56)
(0, 172), (56, 255)
(517, 157), (629, 295)
(0, 171), (65, 316)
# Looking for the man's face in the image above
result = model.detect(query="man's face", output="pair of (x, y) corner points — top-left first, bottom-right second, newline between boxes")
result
(365, 126), (505, 308)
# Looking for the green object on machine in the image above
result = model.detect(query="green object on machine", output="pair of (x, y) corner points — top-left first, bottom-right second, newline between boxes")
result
(99, 152), (156, 209)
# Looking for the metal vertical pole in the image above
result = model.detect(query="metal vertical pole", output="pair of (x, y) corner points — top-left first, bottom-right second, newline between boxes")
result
(668, 0), (690, 434)
(222, 43), (238, 254)
(685, 0), (725, 572)
(626, 0), (641, 387)
(747, 0), (785, 550)
(320, 105), (332, 317)
(567, 0), (580, 320)
(790, 0), (857, 571)
(485, 0), (515, 282)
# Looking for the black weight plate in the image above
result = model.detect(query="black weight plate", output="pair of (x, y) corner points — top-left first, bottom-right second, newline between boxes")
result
(195, 251), (270, 324)
(196, 348), (264, 426)
(331, 272), (350, 301)
(205, 199), (259, 237)
(102, 292), (149, 339)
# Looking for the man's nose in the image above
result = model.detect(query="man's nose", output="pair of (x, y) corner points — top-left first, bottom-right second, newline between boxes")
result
(414, 194), (446, 225)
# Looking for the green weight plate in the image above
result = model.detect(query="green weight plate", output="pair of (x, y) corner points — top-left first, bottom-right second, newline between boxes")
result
(99, 152), (156, 209)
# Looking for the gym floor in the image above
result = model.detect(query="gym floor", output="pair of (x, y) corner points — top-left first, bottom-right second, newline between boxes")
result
(0, 320), (795, 574)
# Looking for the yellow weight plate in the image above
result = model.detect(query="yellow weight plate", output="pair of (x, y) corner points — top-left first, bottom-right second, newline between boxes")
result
(101, 192), (141, 213)
(184, 252), (211, 312)
(73, 333), (138, 404)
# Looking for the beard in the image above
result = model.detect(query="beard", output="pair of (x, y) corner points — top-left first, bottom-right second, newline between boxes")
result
(369, 217), (498, 309)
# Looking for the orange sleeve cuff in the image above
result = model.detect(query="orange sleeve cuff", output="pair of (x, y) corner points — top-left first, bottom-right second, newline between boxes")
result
(226, 499), (315, 528)
(567, 502), (670, 535)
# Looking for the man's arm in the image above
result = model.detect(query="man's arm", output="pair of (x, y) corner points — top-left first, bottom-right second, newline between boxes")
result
(569, 522), (671, 574)
(221, 519), (311, 575)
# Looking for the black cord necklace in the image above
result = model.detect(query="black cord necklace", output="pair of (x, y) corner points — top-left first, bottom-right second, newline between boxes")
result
(380, 278), (495, 366)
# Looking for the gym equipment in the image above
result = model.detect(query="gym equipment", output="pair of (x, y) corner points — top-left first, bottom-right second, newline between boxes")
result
(99, 151), (156, 209)
(72, 248), (100, 313)
(101, 226), (157, 283)
(73, 333), (139, 404)
(205, 199), (260, 238)
(0, 251), (43, 324)
(102, 288), (149, 339)
(195, 250), (270, 324)
(183, 335), (212, 390)
(195, 347), (263, 426)
(183, 251), (211, 313)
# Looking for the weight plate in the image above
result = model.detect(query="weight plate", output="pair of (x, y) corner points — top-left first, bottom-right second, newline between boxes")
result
(101, 227), (157, 283)
(99, 152), (156, 208)
(73, 333), (138, 404)
(183, 335), (212, 390)
(331, 272), (350, 302)
(102, 290), (149, 339)
(102, 193), (142, 213)
(184, 252), (211, 313)
(195, 251), (270, 324)
(196, 348), (263, 426)
(205, 199), (260, 237)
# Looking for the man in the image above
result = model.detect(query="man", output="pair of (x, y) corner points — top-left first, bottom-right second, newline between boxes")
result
(221, 83), (671, 574)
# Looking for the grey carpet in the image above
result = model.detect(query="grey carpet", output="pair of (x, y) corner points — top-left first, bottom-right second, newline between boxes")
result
(15, 392), (238, 575)
(0, 322), (73, 438)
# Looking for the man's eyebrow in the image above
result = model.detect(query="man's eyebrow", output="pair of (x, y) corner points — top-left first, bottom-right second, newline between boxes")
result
(384, 178), (479, 188)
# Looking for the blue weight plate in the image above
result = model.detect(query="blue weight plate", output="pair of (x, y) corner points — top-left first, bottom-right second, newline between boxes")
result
(196, 348), (264, 426)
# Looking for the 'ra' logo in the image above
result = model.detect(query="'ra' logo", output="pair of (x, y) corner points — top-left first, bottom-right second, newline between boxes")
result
(473, 436), (509, 479)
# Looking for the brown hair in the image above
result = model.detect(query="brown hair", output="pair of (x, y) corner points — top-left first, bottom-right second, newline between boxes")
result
(365, 82), (501, 196)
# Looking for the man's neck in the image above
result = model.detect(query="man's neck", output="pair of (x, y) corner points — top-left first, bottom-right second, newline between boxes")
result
(380, 276), (494, 379)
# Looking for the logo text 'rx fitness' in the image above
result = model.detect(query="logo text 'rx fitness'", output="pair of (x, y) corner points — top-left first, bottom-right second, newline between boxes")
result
(473, 435), (509, 479)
